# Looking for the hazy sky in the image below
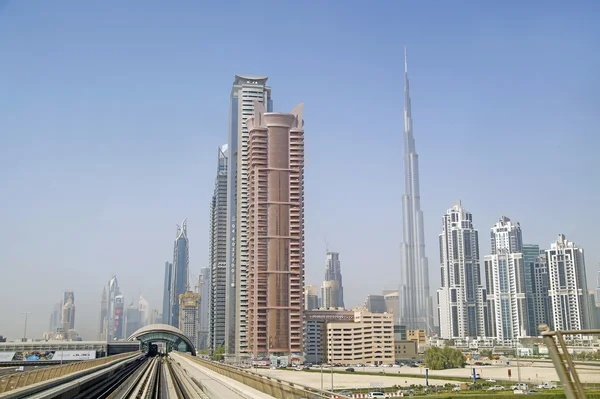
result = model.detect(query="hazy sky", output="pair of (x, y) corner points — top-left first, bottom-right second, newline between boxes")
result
(1, 1), (598, 340)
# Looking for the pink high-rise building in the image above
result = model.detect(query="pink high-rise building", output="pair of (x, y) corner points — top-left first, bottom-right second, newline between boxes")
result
(245, 101), (305, 358)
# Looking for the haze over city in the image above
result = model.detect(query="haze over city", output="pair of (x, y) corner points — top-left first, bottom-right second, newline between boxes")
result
(0, 0), (598, 342)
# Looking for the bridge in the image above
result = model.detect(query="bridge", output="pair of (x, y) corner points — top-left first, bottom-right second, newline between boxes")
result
(127, 324), (197, 356)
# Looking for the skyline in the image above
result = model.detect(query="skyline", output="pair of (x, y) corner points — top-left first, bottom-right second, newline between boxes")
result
(1, 1), (599, 340)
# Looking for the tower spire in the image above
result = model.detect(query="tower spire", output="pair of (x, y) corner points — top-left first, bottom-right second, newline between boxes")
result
(404, 46), (408, 74)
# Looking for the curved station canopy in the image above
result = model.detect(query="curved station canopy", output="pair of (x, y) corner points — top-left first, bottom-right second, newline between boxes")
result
(127, 324), (196, 356)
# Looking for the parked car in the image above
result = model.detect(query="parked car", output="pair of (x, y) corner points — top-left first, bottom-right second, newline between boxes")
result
(345, 367), (355, 372)
(486, 379), (497, 382)
(487, 386), (504, 391)
(368, 392), (388, 398)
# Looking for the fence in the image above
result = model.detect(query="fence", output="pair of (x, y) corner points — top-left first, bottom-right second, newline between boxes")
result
(0, 351), (139, 394)
(174, 352), (352, 399)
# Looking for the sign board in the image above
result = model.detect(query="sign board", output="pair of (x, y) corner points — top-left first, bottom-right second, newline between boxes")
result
(0, 352), (16, 361)
(52, 351), (96, 361)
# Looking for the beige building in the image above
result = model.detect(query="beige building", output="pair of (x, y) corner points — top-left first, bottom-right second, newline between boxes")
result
(394, 340), (418, 359)
(407, 329), (427, 345)
(326, 309), (395, 365)
(246, 101), (305, 358)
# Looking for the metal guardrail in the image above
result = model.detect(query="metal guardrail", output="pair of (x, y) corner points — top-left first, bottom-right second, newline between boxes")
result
(175, 352), (352, 399)
(540, 325), (600, 399)
(0, 352), (138, 394)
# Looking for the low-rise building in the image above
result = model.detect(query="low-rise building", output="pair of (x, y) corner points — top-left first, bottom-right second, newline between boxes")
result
(326, 309), (395, 365)
(394, 340), (418, 359)
(407, 329), (427, 345)
(303, 309), (354, 364)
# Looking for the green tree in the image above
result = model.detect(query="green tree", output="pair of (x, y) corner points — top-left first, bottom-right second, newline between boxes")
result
(480, 349), (493, 359)
(212, 345), (225, 361)
(425, 346), (465, 370)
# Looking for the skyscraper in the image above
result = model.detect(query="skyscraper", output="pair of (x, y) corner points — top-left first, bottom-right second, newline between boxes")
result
(107, 275), (121, 341)
(437, 201), (487, 339)
(532, 252), (551, 332)
(399, 50), (432, 332)
(113, 294), (124, 340)
(209, 144), (228, 352)
(304, 285), (319, 311)
(546, 234), (591, 331)
(170, 220), (189, 328)
(50, 302), (62, 334)
(226, 75), (273, 359)
(179, 291), (200, 348)
(322, 252), (344, 309)
(98, 287), (108, 340)
(484, 217), (529, 340)
(125, 298), (140, 338)
(138, 295), (149, 328)
(523, 244), (542, 335)
(162, 262), (172, 325)
(61, 291), (76, 333)
(198, 267), (210, 350)
(245, 101), (304, 359)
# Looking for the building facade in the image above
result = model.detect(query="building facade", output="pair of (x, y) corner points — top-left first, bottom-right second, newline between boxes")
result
(106, 275), (121, 341)
(326, 309), (395, 365)
(546, 234), (591, 331)
(162, 262), (172, 325)
(322, 252), (344, 308)
(198, 267), (210, 350)
(61, 291), (76, 334)
(437, 202), (487, 339)
(523, 244), (542, 335)
(170, 221), (189, 328)
(399, 52), (433, 333)
(303, 310), (354, 364)
(226, 75), (273, 359)
(178, 291), (201, 347)
(245, 102), (305, 359)
(209, 144), (228, 352)
(484, 217), (529, 340)
(304, 285), (319, 311)
(532, 252), (551, 332)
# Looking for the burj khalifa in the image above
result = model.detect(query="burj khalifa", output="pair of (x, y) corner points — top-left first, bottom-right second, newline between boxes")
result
(399, 49), (433, 332)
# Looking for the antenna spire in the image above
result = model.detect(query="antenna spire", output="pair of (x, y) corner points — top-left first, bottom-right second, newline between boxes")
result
(404, 46), (408, 74)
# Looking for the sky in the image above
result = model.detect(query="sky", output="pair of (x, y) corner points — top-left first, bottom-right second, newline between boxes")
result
(0, 0), (599, 341)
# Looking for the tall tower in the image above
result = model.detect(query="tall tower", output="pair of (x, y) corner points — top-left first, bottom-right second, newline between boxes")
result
(245, 101), (305, 359)
(546, 234), (590, 331)
(98, 287), (108, 340)
(61, 291), (76, 333)
(484, 217), (529, 340)
(209, 144), (228, 352)
(437, 201), (487, 339)
(171, 220), (189, 328)
(107, 275), (121, 341)
(399, 49), (432, 332)
(226, 75), (273, 359)
(162, 262), (172, 324)
(198, 267), (210, 350)
(322, 252), (344, 309)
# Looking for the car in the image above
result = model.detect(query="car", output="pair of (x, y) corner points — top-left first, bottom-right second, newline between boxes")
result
(486, 379), (497, 382)
(526, 390), (540, 394)
(338, 390), (354, 397)
(368, 392), (388, 398)
(488, 386), (504, 391)
(345, 367), (355, 372)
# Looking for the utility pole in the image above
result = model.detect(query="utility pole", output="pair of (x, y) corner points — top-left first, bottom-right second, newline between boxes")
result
(22, 312), (31, 342)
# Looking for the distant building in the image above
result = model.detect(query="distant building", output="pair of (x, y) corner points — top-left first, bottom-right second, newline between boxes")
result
(61, 292), (76, 333)
(532, 252), (551, 332)
(406, 329), (427, 345)
(49, 302), (62, 334)
(322, 252), (344, 308)
(179, 291), (200, 348)
(138, 295), (149, 328)
(394, 340), (418, 360)
(0, 336), (5, 343)
(171, 221), (189, 328)
(363, 295), (387, 313)
(546, 234), (591, 331)
(225, 75), (273, 360)
(162, 262), (172, 325)
(98, 287), (108, 340)
(303, 309), (354, 364)
(198, 267), (210, 350)
(113, 295), (124, 340)
(304, 285), (319, 311)
(384, 292), (400, 322)
(125, 299), (140, 338)
(209, 144), (228, 353)
(484, 217), (529, 340)
(437, 201), (487, 339)
(326, 309), (395, 365)
(106, 275), (121, 341)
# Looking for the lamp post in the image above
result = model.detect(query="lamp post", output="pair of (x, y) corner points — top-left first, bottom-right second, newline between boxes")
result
(331, 365), (334, 391)
(320, 365), (324, 390)
(22, 312), (31, 342)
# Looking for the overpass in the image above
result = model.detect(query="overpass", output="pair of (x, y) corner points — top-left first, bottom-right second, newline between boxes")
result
(127, 324), (196, 356)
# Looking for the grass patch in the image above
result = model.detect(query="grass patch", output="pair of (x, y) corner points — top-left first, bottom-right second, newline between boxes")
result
(298, 367), (472, 382)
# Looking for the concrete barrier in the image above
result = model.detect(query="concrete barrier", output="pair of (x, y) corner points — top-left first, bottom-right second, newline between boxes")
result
(0, 352), (139, 394)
